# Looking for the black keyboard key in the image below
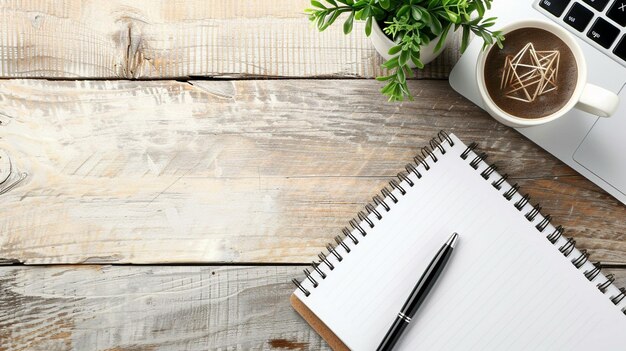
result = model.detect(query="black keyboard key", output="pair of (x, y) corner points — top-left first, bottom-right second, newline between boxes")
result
(613, 35), (626, 61)
(583, 0), (610, 11)
(607, 1), (626, 27)
(564, 3), (594, 31)
(587, 18), (620, 48)
(539, 0), (571, 17)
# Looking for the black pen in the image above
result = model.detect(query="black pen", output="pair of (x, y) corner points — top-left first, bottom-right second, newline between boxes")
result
(376, 233), (459, 351)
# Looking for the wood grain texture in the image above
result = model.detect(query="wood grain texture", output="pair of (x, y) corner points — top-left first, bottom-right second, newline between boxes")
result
(0, 265), (624, 351)
(1, 79), (625, 265)
(0, 265), (329, 351)
(0, 0), (460, 79)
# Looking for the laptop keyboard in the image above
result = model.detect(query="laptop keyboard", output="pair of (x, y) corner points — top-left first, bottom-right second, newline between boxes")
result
(536, 0), (626, 65)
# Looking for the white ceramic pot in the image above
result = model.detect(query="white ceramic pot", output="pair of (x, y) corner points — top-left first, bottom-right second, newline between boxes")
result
(370, 20), (454, 68)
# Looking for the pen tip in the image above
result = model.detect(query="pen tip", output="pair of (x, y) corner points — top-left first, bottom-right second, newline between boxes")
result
(446, 233), (459, 248)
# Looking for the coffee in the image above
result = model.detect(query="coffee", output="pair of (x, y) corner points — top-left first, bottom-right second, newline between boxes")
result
(483, 28), (578, 119)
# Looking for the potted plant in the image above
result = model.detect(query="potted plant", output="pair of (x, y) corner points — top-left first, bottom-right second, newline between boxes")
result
(306, 0), (504, 101)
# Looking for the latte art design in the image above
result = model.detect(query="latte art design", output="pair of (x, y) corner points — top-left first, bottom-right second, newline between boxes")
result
(500, 43), (560, 103)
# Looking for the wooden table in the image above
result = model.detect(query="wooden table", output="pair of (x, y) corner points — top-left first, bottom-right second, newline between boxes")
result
(0, 1), (624, 350)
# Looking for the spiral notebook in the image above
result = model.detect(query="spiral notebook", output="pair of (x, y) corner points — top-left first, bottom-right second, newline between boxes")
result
(290, 132), (626, 351)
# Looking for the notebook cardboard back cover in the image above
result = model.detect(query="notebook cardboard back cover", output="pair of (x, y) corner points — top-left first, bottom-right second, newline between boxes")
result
(290, 294), (349, 351)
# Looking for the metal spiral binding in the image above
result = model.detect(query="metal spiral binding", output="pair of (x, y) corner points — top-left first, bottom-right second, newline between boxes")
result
(611, 288), (626, 305)
(311, 261), (326, 279)
(365, 204), (382, 220)
(373, 195), (390, 212)
(547, 225), (564, 244)
(503, 183), (520, 200)
(414, 155), (430, 170)
(381, 187), (397, 204)
(389, 179), (406, 195)
(397, 172), (414, 187)
(598, 274), (615, 293)
(481, 163), (498, 180)
(318, 253), (334, 271)
(460, 140), (626, 310)
(422, 146), (438, 163)
(342, 227), (358, 245)
(406, 163), (422, 179)
(515, 194), (530, 211)
(559, 238), (576, 257)
(303, 268), (318, 287)
(358, 211), (374, 228)
(292, 131), (455, 296)
(492, 174), (508, 190)
(461, 142), (478, 160)
(525, 203), (542, 221)
(326, 243), (342, 262)
(571, 249), (589, 269)
(470, 153), (487, 170)
(349, 218), (366, 236)
(584, 262), (601, 281)
(535, 215), (552, 232)
(335, 235), (350, 253)
(292, 279), (310, 296)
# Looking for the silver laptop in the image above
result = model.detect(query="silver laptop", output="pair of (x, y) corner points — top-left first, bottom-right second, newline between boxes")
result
(449, 0), (626, 205)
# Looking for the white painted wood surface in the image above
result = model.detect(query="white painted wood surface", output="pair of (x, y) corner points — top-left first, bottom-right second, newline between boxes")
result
(0, 265), (329, 351)
(1, 79), (625, 265)
(0, 0), (459, 79)
(0, 265), (623, 351)
(1, 2), (624, 349)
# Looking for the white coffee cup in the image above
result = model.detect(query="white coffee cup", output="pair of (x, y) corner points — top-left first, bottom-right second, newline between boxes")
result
(476, 19), (619, 128)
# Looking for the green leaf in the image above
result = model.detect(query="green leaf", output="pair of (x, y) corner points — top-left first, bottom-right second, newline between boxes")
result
(316, 13), (327, 30)
(397, 4), (411, 17)
(362, 5), (371, 18)
(379, 0), (390, 9)
(396, 66), (406, 83)
(365, 16), (373, 36)
(355, 9), (363, 20)
(399, 50), (410, 67)
(476, 0), (486, 17)
(434, 23), (450, 52)
(412, 56), (424, 69)
(371, 6), (385, 19)
(343, 11), (355, 34)
(446, 11), (458, 23)
(406, 66), (415, 78)
(381, 81), (395, 95)
(323, 9), (342, 30)
(420, 10), (432, 23)
(411, 6), (422, 21)
(382, 56), (399, 69)
(460, 26), (470, 53)
(428, 16), (442, 35)
(311, 1), (326, 9)
(388, 45), (402, 55)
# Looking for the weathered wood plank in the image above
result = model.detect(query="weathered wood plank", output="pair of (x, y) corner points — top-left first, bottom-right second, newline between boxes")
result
(0, 0), (460, 79)
(0, 265), (329, 351)
(1, 79), (624, 264)
(0, 265), (624, 351)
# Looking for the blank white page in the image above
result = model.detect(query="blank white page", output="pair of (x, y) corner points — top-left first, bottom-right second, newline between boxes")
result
(294, 134), (626, 351)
